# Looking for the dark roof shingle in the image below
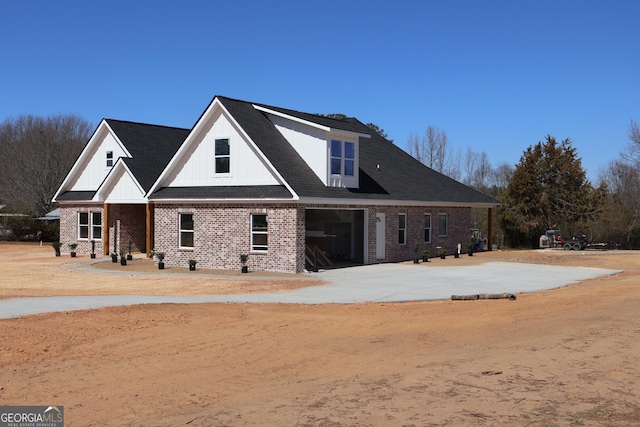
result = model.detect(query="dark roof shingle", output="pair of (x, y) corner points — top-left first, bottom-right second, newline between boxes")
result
(217, 96), (498, 205)
(105, 119), (189, 192)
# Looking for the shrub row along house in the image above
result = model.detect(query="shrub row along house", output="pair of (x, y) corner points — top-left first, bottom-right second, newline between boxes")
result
(53, 96), (499, 273)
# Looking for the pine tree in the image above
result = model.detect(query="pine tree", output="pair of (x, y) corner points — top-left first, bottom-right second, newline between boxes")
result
(499, 135), (607, 247)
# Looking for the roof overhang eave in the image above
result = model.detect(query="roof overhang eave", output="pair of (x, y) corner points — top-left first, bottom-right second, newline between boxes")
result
(296, 197), (500, 208)
(148, 197), (296, 203)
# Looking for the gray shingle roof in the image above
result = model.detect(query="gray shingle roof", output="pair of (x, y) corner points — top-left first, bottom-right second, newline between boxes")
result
(55, 191), (96, 201)
(216, 96), (499, 205)
(105, 120), (189, 192)
(59, 96), (499, 207)
(151, 185), (292, 200)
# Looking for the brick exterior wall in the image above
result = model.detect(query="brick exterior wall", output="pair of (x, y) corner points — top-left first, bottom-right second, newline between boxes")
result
(375, 206), (472, 262)
(152, 202), (472, 273)
(61, 202), (472, 272)
(153, 203), (304, 273)
(107, 204), (146, 255)
(59, 204), (147, 256)
(304, 204), (472, 265)
(59, 204), (105, 255)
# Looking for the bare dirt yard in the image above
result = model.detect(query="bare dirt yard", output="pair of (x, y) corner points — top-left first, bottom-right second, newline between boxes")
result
(0, 242), (639, 426)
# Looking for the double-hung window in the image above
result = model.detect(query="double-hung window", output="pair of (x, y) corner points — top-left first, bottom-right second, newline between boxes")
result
(398, 213), (407, 245)
(330, 140), (355, 176)
(179, 213), (194, 248)
(330, 140), (342, 175)
(251, 214), (268, 251)
(91, 212), (102, 240)
(438, 213), (448, 237)
(78, 212), (102, 240)
(106, 151), (113, 167)
(214, 138), (230, 174)
(424, 214), (432, 243)
(78, 212), (89, 239)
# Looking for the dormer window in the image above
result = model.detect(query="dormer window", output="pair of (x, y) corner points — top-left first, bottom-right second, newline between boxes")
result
(106, 151), (113, 167)
(214, 138), (230, 174)
(330, 139), (355, 176)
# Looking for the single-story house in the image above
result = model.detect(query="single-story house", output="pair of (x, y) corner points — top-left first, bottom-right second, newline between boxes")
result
(53, 96), (499, 273)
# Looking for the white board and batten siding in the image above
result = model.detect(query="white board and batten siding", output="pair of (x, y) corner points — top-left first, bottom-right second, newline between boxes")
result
(269, 114), (327, 183)
(96, 165), (146, 203)
(70, 128), (128, 192)
(270, 115), (359, 188)
(163, 109), (279, 187)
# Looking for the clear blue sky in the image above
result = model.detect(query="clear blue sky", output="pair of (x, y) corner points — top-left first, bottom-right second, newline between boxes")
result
(2, 0), (639, 182)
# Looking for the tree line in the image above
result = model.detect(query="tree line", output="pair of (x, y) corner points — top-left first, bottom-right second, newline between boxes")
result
(0, 114), (92, 240)
(0, 114), (92, 216)
(406, 121), (640, 249)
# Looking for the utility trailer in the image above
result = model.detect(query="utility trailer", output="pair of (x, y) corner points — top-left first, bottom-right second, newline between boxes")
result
(558, 234), (610, 251)
(560, 235), (589, 251)
(544, 231), (610, 251)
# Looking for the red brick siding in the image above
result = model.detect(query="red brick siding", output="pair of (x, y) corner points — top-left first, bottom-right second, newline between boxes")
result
(105, 204), (146, 255)
(153, 203), (304, 273)
(379, 206), (471, 262)
(62, 202), (471, 271)
(59, 204), (105, 255)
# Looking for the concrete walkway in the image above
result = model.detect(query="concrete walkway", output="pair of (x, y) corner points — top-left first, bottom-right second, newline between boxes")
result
(0, 262), (622, 319)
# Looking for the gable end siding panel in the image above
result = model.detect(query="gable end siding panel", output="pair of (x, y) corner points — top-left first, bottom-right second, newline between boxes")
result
(99, 166), (146, 203)
(71, 131), (127, 191)
(269, 114), (328, 184)
(164, 110), (279, 187)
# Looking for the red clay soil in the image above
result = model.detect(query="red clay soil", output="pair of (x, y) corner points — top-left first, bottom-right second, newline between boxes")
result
(0, 242), (639, 426)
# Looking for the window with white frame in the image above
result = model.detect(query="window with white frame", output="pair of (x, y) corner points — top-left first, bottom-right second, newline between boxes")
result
(78, 212), (89, 239)
(106, 151), (113, 167)
(78, 212), (102, 240)
(330, 139), (355, 176)
(424, 213), (432, 243)
(179, 213), (194, 248)
(91, 212), (102, 240)
(438, 213), (448, 237)
(398, 213), (407, 245)
(251, 214), (268, 251)
(214, 138), (230, 174)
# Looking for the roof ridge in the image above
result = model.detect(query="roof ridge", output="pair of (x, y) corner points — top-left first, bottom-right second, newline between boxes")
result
(215, 96), (358, 124)
(104, 118), (190, 131)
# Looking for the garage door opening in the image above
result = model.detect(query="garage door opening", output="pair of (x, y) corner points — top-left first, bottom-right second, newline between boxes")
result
(305, 209), (365, 270)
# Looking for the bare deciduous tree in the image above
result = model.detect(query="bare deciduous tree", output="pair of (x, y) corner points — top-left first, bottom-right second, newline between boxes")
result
(406, 125), (460, 178)
(621, 120), (640, 165)
(0, 114), (92, 216)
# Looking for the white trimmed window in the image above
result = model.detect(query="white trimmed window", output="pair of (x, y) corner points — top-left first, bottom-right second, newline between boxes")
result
(251, 214), (268, 251)
(78, 212), (89, 239)
(330, 139), (355, 176)
(91, 212), (102, 240)
(214, 138), (230, 174)
(78, 212), (102, 240)
(106, 151), (113, 167)
(179, 213), (194, 248)
(438, 213), (448, 237)
(398, 213), (407, 245)
(424, 214), (432, 243)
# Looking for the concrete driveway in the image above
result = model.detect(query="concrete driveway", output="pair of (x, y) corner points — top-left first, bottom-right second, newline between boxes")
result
(0, 261), (622, 319)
